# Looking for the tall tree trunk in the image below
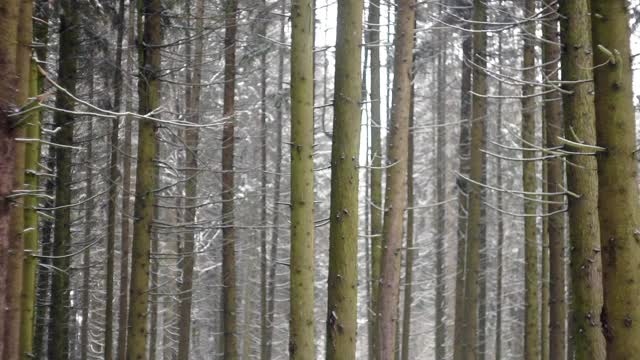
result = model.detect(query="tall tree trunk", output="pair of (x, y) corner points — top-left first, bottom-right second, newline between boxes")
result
(453, 22), (472, 360)
(521, 1), (539, 359)
(263, 3), (286, 358)
(400, 81), (415, 360)
(494, 25), (504, 360)
(105, 0), (127, 356)
(4, 0), (33, 357)
(125, 0), (161, 355)
(367, 0), (383, 355)
(20, 56), (40, 360)
(221, 0), (238, 355)
(48, 1), (79, 358)
(542, 0), (566, 358)
(259, 0), (269, 355)
(590, 2), (640, 359)
(558, 0), (606, 358)
(325, 0), (363, 357)
(434, 21), (447, 360)
(462, 0), (487, 357)
(31, 1), (50, 356)
(289, 0), (316, 355)
(80, 114), (94, 360)
(0, 0), (19, 352)
(377, 0), (414, 356)
(116, 1), (137, 357)
(177, 0), (205, 357)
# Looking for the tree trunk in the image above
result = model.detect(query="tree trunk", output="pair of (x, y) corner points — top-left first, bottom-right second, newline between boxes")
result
(542, 1), (566, 358)
(221, 0), (238, 356)
(325, 0), (363, 357)
(116, 1), (136, 357)
(125, 0), (161, 355)
(259, 0), (269, 355)
(434, 21), (447, 360)
(177, 0), (205, 357)
(367, 0), (383, 355)
(461, 0), (487, 358)
(48, 1), (79, 358)
(289, 0), (316, 355)
(494, 25), (504, 360)
(591, 2), (640, 359)
(377, 0), (414, 356)
(263, 3), (286, 357)
(400, 81), (415, 360)
(453, 22), (472, 360)
(521, 1), (539, 359)
(0, 0), (19, 351)
(559, 0), (607, 358)
(4, 0), (32, 357)
(80, 113), (94, 360)
(104, 0), (127, 356)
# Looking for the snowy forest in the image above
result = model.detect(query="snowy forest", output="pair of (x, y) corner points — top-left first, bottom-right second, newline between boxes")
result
(2, 0), (640, 359)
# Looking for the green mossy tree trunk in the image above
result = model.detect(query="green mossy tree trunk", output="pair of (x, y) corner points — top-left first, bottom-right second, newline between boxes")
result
(521, 1), (539, 359)
(591, 2), (640, 358)
(542, 1), (567, 358)
(377, 0), (414, 356)
(325, 0), (363, 357)
(48, 1), (79, 358)
(125, 0), (161, 356)
(289, 0), (316, 356)
(559, 0), (607, 358)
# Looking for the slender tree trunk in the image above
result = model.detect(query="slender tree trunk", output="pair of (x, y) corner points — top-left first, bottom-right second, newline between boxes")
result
(521, 1), (539, 359)
(105, 0), (127, 356)
(263, 4), (286, 358)
(494, 26), (504, 360)
(367, 0), (383, 355)
(377, 0), (414, 356)
(434, 22), (447, 360)
(116, 1), (136, 357)
(462, 0), (487, 358)
(541, 1), (566, 358)
(289, 0), (316, 355)
(590, 2), (640, 358)
(325, 0), (364, 357)
(0, 0), (19, 352)
(31, 1), (50, 356)
(453, 23), (472, 360)
(48, 1), (79, 358)
(177, 0), (205, 358)
(80, 113), (94, 360)
(558, 0), (606, 358)
(400, 81), (415, 360)
(259, 0), (269, 355)
(4, 0), (32, 357)
(125, 0), (162, 355)
(19, 56), (41, 360)
(221, 0), (238, 355)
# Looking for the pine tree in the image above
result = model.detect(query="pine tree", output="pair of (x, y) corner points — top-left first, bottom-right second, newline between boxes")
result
(289, 0), (316, 355)
(591, 1), (640, 358)
(559, 0), (606, 358)
(325, 0), (364, 356)
(125, 0), (162, 356)
(377, 0), (414, 356)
